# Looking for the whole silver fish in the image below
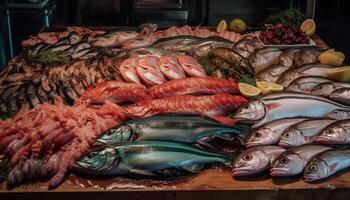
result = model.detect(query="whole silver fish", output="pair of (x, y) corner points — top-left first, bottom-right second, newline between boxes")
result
(286, 76), (331, 93)
(270, 145), (331, 177)
(254, 64), (290, 83)
(152, 35), (202, 52)
(248, 47), (282, 73)
(325, 109), (350, 120)
(277, 64), (333, 87)
(329, 88), (350, 105)
(316, 119), (350, 144)
(232, 34), (263, 58)
(122, 47), (181, 59)
(311, 82), (350, 97)
(279, 49), (300, 67)
(190, 37), (234, 57)
(304, 149), (350, 182)
(295, 49), (322, 66)
(279, 119), (336, 147)
(233, 92), (350, 128)
(232, 146), (285, 176)
(246, 118), (307, 147)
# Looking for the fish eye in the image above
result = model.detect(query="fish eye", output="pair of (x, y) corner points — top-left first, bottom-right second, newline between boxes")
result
(243, 154), (253, 161)
(87, 152), (97, 159)
(106, 130), (113, 136)
(315, 85), (322, 89)
(243, 105), (250, 109)
(333, 111), (338, 114)
(280, 157), (289, 164)
(310, 164), (318, 171)
(326, 129), (334, 134)
(284, 132), (290, 138)
(255, 132), (262, 137)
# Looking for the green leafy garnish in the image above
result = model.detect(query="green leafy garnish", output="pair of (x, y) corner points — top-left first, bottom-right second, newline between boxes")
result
(27, 50), (70, 66)
(264, 8), (307, 27)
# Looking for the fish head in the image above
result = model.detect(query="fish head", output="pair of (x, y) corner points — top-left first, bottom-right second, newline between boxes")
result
(330, 88), (350, 100)
(303, 158), (328, 182)
(232, 148), (270, 176)
(326, 109), (350, 120)
(246, 128), (275, 147)
(279, 127), (304, 147)
(316, 125), (347, 144)
(125, 102), (153, 118)
(233, 100), (265, 123)
(96, 125), (132, 145)
(270, 153), (304, 176)
(311, 83), (335, 96)
(75, 146), (122, 174)
(177, 55), (207, 77)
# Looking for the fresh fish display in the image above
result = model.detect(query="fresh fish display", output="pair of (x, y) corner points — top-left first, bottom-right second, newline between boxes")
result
(254, 64), (290, 83)
(285, 76), (331, 93)
(276, 64), (333, 87)
(310, 82), (350, 97)
(304, 149), (350, 182)
(119, 58), (142, 84)
(279, 49), (300, 67)
(96, 116), (246, 147)
(248, 48), (282, 73)
(75, 141), (231, 176)
(158, 56), (186, 79)
(325, 109), (350, 120)
(295, 49), (322, 66)
(177, 55), (207, 77)
(316, 119), (350, 144)
(152, 35), (203, 53)
(136, 56), (167, 86)
(232, 34), (263, 58)
(232, 146), (285, 176)
(279, 119), (336, 147)
(270, 145), (331, 177)
(329, 88), (350, 105)
(233, 92), (350, 128)
(245, 118), (307, 147)
(148, 77), (238, 99)
(189, 37), (235, 57)
(125, 93), (247, 124)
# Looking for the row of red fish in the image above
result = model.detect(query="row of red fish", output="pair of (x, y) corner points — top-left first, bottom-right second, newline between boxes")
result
(1, 77), (246, 188)
(119, 55), (207, 86)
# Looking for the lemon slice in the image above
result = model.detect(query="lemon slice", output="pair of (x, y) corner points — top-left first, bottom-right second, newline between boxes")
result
(239, 82), (261, 98)
(217, 20), (228, 33)
(327, 66), (350, 82)
(301, 19), (316, 36)
(256, 81), (284, 95)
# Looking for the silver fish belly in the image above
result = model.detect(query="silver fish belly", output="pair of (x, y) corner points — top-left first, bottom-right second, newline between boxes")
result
(285, 76), (332, 93)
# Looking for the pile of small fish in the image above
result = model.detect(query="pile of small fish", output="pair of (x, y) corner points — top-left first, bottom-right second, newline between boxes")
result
(0, 77), (247, 188)
(232, 92), (350, 182)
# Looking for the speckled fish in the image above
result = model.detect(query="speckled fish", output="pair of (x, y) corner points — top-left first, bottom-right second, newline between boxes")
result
(245, 118), (307, 147)
(152, 35), (202, 53)
(270, 145), (331, 177)
(316, 119), (350, 144)
(233, 34), (263, 58)
(75, 141), (231, 176)
(325, 109), (350, 120)
(121, 37), (154, 49)
(295, 49), (322, 66)
(329, 88), (350, 105)
(119, 58), (142, 84)
(304, 149), (350, 182)
(158, 56), (186, 79)
(277, 64), (333, 87)
(177, 55), (207, 77)
(311, 82), (350, 97)
(136, 56), (166, 86)
(233, 92), (350, 128)
(286, 76), (331, 93)
(190, 36), (235, 57)
(279, 119), (336, 147)
(254, 64), (290, 83)
(232, 146), (285, 176)
(279, 49), (300, 67)
(248, 47), (282, 73)
(96, 116), (247, 147)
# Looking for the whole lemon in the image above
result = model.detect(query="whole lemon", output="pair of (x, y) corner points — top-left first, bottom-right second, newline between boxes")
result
(229, 18), (247, 33)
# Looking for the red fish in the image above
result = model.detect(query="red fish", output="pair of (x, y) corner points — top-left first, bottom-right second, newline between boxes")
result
(158, 56), (186, 80)
(136, 56), (166, 86)
(177, 55), (207, 77)
(149, 77), (239, 98)
(119, 58), (142, 84)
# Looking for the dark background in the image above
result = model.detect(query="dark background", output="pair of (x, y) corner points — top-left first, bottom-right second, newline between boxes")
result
(0, 0), (349, 67)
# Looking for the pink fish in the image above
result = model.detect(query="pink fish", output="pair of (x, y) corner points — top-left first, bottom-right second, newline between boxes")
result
(177, 55), (207, 77)
(136, 56), (166, 86)
(158, 56), (186, 80)
(121, 37), (154, 49)
(120, 58), (142, 84)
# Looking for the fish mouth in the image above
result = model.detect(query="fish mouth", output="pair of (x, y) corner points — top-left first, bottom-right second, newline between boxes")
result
(232, 169), (253, 177)
(277, 141), (292, 148)
(245, 142), (260, 148)
(314, 136), (332, 144)
(270, 168), (291, 177)
(303, 174), (319, 182)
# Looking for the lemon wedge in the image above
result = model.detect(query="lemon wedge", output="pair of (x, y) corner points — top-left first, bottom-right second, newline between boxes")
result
(301, 19), (316, 36)
(318, 51), (345, 67)
(239, 82), (261, 98)
(217, 20), (228, 33)
(256, 81), (284, 95)
(327, 66), (350, 82)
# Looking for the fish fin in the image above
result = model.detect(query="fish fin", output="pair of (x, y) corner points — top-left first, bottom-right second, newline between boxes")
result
(129, 169), (155, 176)
(329, 163), (338, 172)
(265, 102), (281, 110)
(196, 137), (215, 149)
(207, 115), (237, 125)
(180, 161), (204, 173)
(215, 133), (236, 141)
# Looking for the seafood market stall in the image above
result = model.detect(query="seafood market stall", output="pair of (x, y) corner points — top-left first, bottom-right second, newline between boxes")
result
(1, 13), (350, 200)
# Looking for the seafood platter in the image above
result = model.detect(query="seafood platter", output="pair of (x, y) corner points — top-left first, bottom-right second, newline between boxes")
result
(1, 21), (350, 199)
